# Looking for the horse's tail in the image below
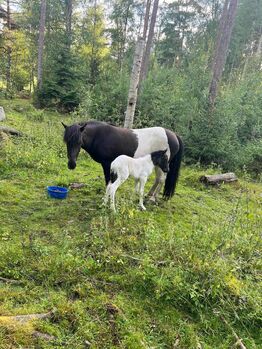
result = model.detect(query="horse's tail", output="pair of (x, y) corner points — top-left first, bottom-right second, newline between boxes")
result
(163, 135), (183, 199)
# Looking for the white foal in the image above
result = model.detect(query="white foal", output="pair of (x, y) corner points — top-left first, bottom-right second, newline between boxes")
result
(104, 149), (169, 212)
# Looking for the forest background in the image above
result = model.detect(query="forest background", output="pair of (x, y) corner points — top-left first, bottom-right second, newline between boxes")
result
(0, 0), (261, 176)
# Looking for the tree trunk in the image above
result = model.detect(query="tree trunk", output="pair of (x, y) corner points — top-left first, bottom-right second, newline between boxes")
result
(256, 32), (262, 56)
(208, 0), (238, 110)
(65, 0), (72, 49)
(90, 0), (98, 85)
(37, 0), (47, 90)
(211, 0), (230, 72)
(124, 38), (145, 129)
(6, 0), (11, 94)
(139, 0), (159, 85)
(142, 0), (152, 40)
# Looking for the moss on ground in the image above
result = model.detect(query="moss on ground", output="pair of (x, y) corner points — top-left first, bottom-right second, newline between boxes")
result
(0, 99), (261, 348)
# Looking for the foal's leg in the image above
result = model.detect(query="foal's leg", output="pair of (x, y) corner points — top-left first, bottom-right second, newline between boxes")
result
(139, 177), (147, 211)
(110, 173), (129, 212)
(135, 178), (140, 193)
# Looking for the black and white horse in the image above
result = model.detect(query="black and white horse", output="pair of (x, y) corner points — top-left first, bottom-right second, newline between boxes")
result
(105, 149), (169, 212)
(62, 121), (183, 200)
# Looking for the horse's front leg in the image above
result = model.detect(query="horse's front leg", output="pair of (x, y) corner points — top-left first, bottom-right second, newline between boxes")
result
(102, 162), (111, 185)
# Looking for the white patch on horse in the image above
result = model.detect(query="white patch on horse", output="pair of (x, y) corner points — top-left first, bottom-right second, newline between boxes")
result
(132, 127), (170, 159)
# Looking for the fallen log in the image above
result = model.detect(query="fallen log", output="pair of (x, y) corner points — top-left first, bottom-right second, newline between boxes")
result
(0, 125), (22, 136)
(200, 172), (238, 185)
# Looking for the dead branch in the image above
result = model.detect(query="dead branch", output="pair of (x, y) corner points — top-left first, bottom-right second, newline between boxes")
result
(0, 312), (52, 324)
(214, 310), (247, 349)
(33, 331), (56, 341)
(0, 276), (22, 284)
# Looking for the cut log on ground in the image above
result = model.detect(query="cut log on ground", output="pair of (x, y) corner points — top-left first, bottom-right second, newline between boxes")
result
(200, 172), (238, 185)
(0, 125), (22, 136)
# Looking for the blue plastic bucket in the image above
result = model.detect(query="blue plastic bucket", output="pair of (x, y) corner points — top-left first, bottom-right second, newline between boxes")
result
(47, 186), (69, 199)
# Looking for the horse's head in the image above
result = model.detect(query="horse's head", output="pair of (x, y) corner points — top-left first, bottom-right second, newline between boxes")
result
(151, 149), (169, 173)
(62, 122), (86, 170)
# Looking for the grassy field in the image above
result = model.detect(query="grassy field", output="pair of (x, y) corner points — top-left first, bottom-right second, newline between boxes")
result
(0, 99), (261, 349)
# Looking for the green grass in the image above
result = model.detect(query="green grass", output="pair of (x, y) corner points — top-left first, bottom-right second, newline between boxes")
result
(0, 99), (261, 348)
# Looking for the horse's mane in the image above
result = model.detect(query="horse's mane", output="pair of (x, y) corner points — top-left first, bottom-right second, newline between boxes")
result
(63, 124), (82, 145)
(63, 120), (112, 145)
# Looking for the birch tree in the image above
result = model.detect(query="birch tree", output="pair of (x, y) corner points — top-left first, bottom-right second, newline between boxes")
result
(6, 0), (11, 94)
(124, 37), (145, 128)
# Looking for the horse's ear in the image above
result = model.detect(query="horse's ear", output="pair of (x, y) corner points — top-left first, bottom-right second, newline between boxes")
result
(80, 125), (86, 132)
(62, 122), (68, 129)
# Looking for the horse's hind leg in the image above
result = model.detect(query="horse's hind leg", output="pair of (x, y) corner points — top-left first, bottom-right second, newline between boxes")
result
(154, 169), (166, 198)
(147, 167), (162, 201)
(147, 167), (166, 201)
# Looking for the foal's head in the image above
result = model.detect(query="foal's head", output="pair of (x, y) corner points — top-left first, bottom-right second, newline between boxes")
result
(151, 149), (169, 173)
(62, 122), (86, 170)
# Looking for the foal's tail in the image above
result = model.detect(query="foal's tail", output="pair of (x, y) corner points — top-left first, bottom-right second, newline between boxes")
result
(163, 135), (184, 199)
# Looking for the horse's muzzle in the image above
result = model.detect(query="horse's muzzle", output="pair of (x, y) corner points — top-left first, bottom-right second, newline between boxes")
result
(68, 161), (76, 170)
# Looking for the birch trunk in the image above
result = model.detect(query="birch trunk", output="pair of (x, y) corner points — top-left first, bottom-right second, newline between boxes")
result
(124, 38), (145, 129)
(37, 0), (47, 90)
(6, 0), (11, 94)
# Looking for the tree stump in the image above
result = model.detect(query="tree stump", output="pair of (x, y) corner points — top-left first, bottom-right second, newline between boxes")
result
(200, 173), (238, 185)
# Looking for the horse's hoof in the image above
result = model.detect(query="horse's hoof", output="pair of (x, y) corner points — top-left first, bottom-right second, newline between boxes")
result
(148, 196), (156, 203)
